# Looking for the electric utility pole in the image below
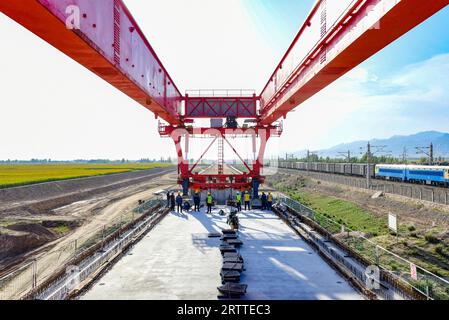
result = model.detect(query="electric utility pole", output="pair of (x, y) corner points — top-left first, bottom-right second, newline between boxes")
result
(402, 147), (408, 163)
(361, 143), (388, 189)
(367, 143), (372, 189)
(338, 150), (351, 162)
(307, 150), (318, 171)
(416, 143), (434, 165)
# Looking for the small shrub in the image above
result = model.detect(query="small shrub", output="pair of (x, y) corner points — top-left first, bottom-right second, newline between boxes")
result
(408, 225), (416, 232)
(410, 232), (419, 238)
(425, 233), (440, 244)
(434, 245), (444, 255)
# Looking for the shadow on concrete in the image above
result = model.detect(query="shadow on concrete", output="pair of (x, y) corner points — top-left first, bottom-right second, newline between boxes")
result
(189, 209), (361, 300)
(171, 210), (189, 220)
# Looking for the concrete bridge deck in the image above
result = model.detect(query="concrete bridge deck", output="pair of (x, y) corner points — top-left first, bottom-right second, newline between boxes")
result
(81, 207), (363, 300)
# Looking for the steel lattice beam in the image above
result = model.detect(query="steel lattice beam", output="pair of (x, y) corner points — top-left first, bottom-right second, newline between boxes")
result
(184, 95), (258, 118)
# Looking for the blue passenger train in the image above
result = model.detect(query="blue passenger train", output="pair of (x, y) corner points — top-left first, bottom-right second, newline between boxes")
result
(375, 165), (449, 187)
(278, 162), (449, 187)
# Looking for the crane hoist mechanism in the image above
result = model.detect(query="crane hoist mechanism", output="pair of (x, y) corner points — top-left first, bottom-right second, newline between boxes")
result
(2, 0), (448, 196)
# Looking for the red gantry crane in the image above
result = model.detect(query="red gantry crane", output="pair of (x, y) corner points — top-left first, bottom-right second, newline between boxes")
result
(1, 0), (448, 196)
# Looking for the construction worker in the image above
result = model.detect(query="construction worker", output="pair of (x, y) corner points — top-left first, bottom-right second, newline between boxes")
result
(170, 193), (176, 211)
(244, 191), (251, 211)
(193, 192), (201, 212)
(206, 192), (213, 214)
(236, 192), (242, 212)
(183, 201), (191, 212)
(166, 191), (171, 208)
(176, 193), (183, 213)
(261, 192), (267, 211)
(267, 192), (274, 211)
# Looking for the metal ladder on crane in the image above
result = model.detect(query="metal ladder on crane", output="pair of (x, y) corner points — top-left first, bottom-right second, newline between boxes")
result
(218, 137), (224, 175)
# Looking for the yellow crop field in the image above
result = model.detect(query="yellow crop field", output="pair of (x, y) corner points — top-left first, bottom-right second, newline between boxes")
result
(0, 163), (173, 188)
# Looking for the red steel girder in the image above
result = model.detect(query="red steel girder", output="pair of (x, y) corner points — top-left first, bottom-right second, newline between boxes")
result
(168, 126), (271, 191)
(259, 0), (449, 125)
(188, 173), (262, 191)
(1, 0), (183, 125)
(159, 125), (282, 138)
(184, 95), (259, 119)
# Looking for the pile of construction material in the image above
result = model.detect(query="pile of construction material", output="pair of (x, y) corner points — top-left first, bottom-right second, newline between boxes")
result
(217, 229), (247, 298)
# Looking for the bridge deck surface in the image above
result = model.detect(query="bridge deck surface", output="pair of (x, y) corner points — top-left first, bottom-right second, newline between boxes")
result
(198, 164), (243, 175)
(81, 208), (362, 300)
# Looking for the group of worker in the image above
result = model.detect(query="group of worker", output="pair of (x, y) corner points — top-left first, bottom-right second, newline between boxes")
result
(234, 191), (273, 212)
(167, 191), (214, 214)
(167, 190), (274, 214)
(235, 191), (251, 211)
(194, 191), (214, 214)
(260, 192), (274, 211)
(166, 192), (186, 213)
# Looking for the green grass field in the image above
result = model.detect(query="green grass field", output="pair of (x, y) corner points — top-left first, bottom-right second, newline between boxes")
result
(0, 163), (173, 189)
(289, 191), (389, 236)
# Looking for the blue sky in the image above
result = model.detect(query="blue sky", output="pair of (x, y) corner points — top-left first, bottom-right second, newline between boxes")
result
(243, 0), (315, 48)
(0, 1), (448, 160)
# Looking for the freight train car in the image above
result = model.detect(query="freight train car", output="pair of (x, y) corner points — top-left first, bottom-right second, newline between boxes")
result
(279, 162), (375, 177)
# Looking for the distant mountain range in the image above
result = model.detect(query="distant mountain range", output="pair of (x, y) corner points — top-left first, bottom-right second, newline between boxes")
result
(294, 131), (449, 159)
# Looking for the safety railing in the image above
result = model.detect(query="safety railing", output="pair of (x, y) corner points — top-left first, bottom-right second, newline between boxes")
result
(0, 199), (164, 300)
(35, 202), (167, 300)
(277, 195), (449, 300)
(185, 89), (256, 98)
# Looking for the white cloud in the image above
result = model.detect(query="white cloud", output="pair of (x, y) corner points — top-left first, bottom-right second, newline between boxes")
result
(278, 54), (449, 154)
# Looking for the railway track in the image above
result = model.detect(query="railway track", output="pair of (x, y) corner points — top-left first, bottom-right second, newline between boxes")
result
(199, 164), (243, 175)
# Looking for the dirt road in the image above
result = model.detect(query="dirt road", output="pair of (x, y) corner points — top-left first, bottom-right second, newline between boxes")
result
(0, 168), (177, 269)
